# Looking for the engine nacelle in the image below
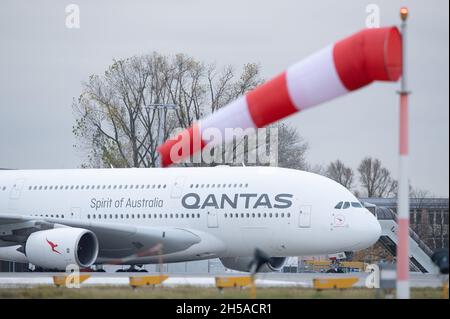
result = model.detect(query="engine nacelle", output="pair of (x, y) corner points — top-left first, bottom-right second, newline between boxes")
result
(25, 228), (99, 270)
(220, 256), (287, 272)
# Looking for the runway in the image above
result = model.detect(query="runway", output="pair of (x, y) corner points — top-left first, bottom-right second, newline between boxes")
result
(0, 272), (445, 288)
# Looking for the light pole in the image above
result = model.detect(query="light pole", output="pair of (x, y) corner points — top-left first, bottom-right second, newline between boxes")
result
(144, 103), (177, 167)
(396, 6), (411, 299)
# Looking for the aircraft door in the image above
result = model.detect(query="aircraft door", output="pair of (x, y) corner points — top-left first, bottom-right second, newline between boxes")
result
(8, 178), (25, 211)
(9, 178), (25, 200)
(171, 176), (185, 198)
(70, 207), (81, 219)
(298, 205), (312, 228)
(207, 211), (219, 228)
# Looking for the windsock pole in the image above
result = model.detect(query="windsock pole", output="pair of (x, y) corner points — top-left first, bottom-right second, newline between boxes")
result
(396, 7), (410, 300)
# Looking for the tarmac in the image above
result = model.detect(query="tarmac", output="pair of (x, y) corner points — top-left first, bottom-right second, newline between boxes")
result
(0, 272), (445, 288)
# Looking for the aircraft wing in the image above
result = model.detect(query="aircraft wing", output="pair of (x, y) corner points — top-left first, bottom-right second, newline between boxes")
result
(0, 214), (201, 258)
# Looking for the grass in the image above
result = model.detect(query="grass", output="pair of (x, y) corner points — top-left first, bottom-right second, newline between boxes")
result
(0, 286), (444, 299)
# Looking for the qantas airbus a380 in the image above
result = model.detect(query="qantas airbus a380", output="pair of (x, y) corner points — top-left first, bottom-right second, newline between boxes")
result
(0, 166), (381, 272)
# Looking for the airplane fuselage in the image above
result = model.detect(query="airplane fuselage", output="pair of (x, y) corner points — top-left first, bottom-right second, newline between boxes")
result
(0, 167), (381, 266)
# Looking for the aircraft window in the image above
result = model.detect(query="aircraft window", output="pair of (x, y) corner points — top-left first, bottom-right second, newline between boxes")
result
(48, 186), (52, 190)
(39, 186), (43, 190)
(44, 186), (48, 190)
(217, 184), (221, 188)
(98, 214), (102, 219)
(245, 183), (248, 188)
(239, 184), (243, 187)
(50, 214), (53, 218)
(223, 184), (227, 188)
(152, 185), (155, 189)
(97, 185), (100, 189)
(281, 213), (285, 218)
(206, 184), (209, 188)
(113, 185), (117, 189)
(148, 214), (151, 218)
(246, 213), (250, 218)
(191, 214), (195, 218)
(28, 186), (32, 190)
(190, 184), (193, 188)
(241, 213), (244, 218)
(146, 185), (150, 189)
(118, 185), (122, 189)
(335, 201), (343, 209)
(343, 202), (350, 209)
(115, 214), (118, 219)
(351, 202), (363, 208)
(181, 214), (184, 218)
(137, 214), (140, 219)
(34, 186), (38, 190)
(252, 213), (255, 218)
(124, 185), (128, 189)
(269, 213), (273, 218)
(275, 213), (279, 218)
(54, 186), (58, 190)
(109, 214), (113, 219)
(257, 213), (260, 218)
(81, 185), (85, 190)
(228, 184), (232, 188)
(104, 214), (107, 219)
(87, 215), (90, 219)
(287, 213), (291, 218)
(233, 184), (237, 187)
(224, 213), (227, 218)
(175, 214), (179, 218)
(263, 213), (267, 218)
(170, 214), (173, 218)
(163, 185), (167, 189)
(56, 214), (59, 218)
(130, 214), (134, 219)
(163, 214), (167, 218)
(159, 214), (162, 218)
(197, 214), (200, 218)
(62, 215), (64, 218)
(120, 214), (123, 219)
(92, 214), (96, 219)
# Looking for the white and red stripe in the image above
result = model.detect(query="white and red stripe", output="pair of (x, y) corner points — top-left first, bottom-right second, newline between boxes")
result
(158, 26), (402, 167)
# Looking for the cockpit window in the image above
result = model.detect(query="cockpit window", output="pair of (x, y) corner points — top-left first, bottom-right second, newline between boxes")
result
(351, 202), (362, 208)
(334, 201), (343, 209)
(343, 202), (350, 209)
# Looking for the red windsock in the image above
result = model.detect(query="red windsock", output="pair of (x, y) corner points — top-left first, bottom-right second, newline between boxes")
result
(158, 26), (402, 167)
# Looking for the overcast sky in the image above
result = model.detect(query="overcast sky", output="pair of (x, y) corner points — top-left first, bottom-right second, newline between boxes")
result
(0, 0), (448, 196)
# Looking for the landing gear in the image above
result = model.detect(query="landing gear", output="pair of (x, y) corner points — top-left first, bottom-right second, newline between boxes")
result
(115, 265), (148, 272)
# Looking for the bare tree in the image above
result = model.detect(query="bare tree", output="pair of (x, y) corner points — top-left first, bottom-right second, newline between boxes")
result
(72, 53), (264, 168)
(357, 157), (397, 197)
(325, 160), (354, 189)
(276, 124), (309, 170)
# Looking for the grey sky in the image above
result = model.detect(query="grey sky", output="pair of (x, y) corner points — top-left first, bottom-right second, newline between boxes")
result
(0, 0), (448, 196)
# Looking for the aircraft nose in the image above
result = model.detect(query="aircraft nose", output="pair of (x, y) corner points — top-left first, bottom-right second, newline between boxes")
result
(363, 211), (382, 246)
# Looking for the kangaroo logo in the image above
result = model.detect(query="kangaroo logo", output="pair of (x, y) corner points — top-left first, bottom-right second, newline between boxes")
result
(46, 238), (61, 255)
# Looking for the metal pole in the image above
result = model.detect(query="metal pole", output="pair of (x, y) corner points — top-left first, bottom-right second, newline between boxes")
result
(396, 7), (410, 299)
(144, 103), (177, 167)
(157, 107), (164, 168)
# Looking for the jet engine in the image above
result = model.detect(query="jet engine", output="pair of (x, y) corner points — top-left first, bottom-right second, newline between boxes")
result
(220, 256), (287, 272)
(25, 228), (99, 270)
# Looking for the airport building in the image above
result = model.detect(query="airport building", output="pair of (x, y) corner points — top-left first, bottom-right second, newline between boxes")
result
(0, 197), (448, 273)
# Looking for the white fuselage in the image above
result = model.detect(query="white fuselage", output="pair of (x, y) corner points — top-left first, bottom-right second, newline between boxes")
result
(0, 167), (381, 265)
